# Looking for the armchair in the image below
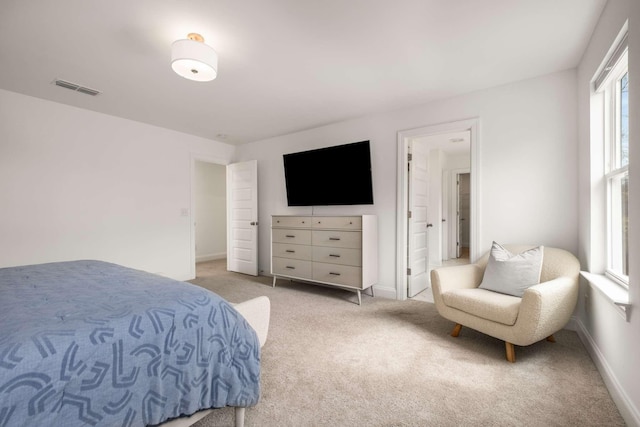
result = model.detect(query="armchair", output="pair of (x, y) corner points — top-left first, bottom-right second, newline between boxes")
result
(430, 245), (580, 362)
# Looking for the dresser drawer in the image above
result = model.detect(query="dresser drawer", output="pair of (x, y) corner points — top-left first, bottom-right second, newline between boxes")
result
(273, 243), (312, 261)
(312, 216), (362, 230)
(272, 257), (312, 279)
(312, 263), (362, 288)
(312, 230), (362, 249)
(312, 246), (361, 266)
(272, 216), (312, 228)
(272, 229), (312, 245)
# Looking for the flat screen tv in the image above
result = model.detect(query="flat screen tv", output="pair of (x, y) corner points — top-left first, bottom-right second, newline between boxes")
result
(283, 140), (374, 206)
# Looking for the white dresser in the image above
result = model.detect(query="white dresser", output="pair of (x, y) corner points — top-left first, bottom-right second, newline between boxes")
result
(271, 215), (378, 305)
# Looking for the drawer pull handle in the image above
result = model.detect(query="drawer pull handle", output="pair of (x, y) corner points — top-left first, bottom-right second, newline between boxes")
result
(285, 235), (296, 238)
(329, 272), (341, 276)
(329, 254), (341, 258)
(286, 266), (295, 269)
(329, 237), (341, 241)
(286, 250), (295, 253)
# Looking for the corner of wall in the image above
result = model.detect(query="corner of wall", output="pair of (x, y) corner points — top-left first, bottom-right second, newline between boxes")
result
(574, 317), (640, 426)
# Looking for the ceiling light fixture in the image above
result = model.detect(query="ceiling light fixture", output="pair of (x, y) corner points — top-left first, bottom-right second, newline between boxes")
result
(171, 33), (218, 82)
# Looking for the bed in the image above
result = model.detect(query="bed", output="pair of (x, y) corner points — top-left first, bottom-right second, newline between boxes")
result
(0, 260), (270, 427)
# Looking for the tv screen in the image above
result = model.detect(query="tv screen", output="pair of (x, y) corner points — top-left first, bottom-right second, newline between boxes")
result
(283, 141), (374, 206)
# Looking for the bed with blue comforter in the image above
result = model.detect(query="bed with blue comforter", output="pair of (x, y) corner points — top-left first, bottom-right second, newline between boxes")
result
(0, 260), (261, 427)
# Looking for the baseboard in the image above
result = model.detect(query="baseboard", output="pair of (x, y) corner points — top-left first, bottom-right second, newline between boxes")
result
(373, 285), (397, 300)
(196, 252), (226, 263)
(574, 317), (640, 426)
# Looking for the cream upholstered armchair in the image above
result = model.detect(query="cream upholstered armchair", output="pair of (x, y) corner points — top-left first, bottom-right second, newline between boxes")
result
(431, 245), (580, 362)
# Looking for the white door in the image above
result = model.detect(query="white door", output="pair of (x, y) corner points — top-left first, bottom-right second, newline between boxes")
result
(407, 142), (430, 297)
(227, 160), (258, 276)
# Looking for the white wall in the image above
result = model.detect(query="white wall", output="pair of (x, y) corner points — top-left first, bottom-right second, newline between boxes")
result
(576, 0), (640, 424)
(236, 69), (579, 298)
(0, 89), (234, 280)
(444, 152), (471, 171)
(194, 161), (227, 262)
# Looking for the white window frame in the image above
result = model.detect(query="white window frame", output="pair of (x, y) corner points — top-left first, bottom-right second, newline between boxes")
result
(598, 50), (629, 288)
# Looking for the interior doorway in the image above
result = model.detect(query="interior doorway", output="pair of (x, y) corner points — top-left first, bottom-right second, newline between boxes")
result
(457, 172), (471, 259)
(189, 156), (259, 279)
(407, 133), (470, 300)
(192, 159), (227, 278)
(396, 118), (480, 301)
(194, 161), (227, 265)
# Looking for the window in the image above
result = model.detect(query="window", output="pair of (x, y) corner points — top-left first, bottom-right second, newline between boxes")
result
(595, 34), (629, 287)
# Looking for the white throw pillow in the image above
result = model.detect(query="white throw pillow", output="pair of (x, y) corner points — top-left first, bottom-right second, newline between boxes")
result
(478, 242), (544, 297)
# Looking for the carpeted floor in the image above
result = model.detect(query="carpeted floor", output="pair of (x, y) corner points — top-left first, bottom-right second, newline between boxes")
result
(189, 261), (624, 427)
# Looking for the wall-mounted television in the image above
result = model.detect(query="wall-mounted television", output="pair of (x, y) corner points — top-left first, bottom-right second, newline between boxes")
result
(283, 140), (374, 206)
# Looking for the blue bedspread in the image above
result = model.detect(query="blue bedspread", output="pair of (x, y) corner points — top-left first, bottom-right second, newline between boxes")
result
(0, 260), (260, 426)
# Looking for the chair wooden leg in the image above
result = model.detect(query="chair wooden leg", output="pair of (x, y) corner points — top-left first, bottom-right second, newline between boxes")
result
(451, 324), (462, 337)
(546, 335), (556, 343)
(505, 342), (516, 363)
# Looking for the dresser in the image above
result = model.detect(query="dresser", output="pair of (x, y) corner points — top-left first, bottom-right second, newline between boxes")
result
(271, 215), (378, 305)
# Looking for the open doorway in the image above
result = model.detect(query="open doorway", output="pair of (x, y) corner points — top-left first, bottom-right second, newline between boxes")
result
(193, 160), (227, 278)
(396, 118), (480, 302)
(189, 156), (259, 279)
(408, 132), (470, 301)
(457, 172), (471, 260)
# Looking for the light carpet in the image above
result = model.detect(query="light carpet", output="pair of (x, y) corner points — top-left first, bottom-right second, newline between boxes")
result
(189, 263), (624, 427)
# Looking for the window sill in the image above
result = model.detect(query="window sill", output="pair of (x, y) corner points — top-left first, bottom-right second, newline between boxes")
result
(580, 271), (631, 322)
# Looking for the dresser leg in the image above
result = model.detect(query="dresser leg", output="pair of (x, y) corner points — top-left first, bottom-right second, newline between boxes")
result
(357, 290), (362, 306)
(272, 276), (277, 288)
(368, 287), (374, 297)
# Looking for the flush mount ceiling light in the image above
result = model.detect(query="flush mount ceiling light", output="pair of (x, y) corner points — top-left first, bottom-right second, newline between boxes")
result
(171, 33), (218, 82)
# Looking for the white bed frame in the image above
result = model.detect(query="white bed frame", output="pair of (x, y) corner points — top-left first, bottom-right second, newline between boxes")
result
(161, 296), (271, 427)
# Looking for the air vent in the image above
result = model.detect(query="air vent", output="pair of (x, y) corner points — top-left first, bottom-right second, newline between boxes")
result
(54, 80), (78, 90)
(76, 86), (100, 96)
(53, 79), (101, 96)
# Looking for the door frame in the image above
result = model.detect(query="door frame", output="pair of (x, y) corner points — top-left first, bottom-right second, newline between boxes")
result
(396, 118), (481, 300)
(189, 153), (230, 280)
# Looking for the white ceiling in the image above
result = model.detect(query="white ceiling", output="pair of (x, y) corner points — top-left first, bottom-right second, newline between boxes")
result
(0, 0), (606, 145)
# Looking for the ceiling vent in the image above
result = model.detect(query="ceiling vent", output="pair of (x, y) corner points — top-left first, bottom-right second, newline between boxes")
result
(53, 79), (101, 96)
